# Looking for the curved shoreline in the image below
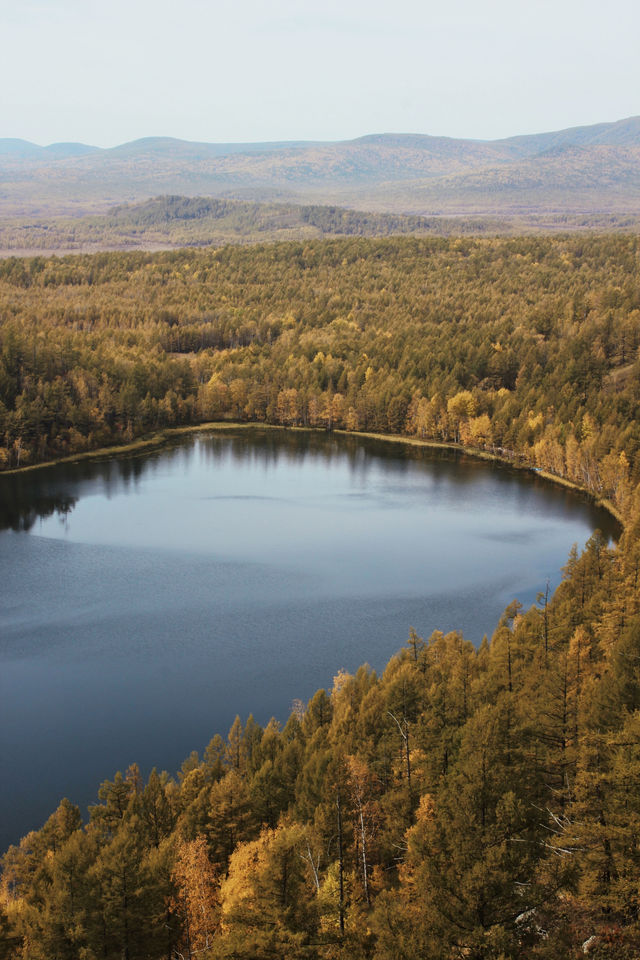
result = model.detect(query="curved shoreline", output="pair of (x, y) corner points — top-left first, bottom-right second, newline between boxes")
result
(2, 420), (624, 526)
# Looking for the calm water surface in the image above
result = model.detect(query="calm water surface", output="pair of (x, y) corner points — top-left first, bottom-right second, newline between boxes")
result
(0, 428), (618, 850)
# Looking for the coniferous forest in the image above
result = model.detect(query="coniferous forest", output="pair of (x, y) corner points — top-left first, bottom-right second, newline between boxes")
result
(0, 235), (638, 515)
(1, 233), (640, 958)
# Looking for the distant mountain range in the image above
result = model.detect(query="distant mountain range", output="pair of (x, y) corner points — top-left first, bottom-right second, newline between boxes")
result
(1, 116), (639, 238)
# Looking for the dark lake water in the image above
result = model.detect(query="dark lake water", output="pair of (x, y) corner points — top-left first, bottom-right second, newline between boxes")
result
(0, 428), (618, 851)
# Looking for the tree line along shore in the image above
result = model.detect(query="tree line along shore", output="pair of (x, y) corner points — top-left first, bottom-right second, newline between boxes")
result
(0, 235), (638, 518)
(1, 233), (640, 958)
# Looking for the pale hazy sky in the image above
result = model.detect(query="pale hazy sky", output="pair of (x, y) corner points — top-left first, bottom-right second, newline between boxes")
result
(2, 0), (639, 147)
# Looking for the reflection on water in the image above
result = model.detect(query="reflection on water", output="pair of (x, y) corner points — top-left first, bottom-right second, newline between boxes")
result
(0, 429), (619, 536)
(0, 427), (619, 852)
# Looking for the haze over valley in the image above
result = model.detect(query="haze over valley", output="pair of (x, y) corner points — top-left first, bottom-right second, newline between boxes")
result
(2, 115), (640, 254)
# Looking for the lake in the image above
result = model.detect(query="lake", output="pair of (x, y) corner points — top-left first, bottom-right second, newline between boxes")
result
(0, 427), (619, 851)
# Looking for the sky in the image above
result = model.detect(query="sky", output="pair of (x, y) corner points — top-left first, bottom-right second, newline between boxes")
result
(2, 0), (639, 147)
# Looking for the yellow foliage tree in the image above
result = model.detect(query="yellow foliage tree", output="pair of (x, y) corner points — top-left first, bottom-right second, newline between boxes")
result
(171, 835), (220, 958)
(216, 822), (316, 958)
(447, 391), (477, 442)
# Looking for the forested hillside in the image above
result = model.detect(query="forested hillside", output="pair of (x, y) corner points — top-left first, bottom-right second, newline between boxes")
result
(0, 196), (509, 256)
(2, 494), (640, 958)
(2, 233), (640, 958)
(2, 196), (637, 258)
(0, 235), (639, 515)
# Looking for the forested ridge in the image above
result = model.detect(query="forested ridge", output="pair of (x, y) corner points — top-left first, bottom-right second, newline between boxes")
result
(2, 233), (640, 958)
(0, 196), (505, 254)
(2, 196), (636, 257)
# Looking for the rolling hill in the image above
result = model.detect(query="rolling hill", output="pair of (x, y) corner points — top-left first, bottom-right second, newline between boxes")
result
(1, 116), (639, 236)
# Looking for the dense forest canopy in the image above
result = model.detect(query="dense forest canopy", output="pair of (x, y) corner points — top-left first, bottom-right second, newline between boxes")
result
(2, 233), (640, 958)
(0, 234), (639, 515)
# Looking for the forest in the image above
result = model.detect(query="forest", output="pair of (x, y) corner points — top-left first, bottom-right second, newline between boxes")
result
(1, 501), (640, 959)
(0, 196), (496, 254)
(0, 234), (639, 514)
(1, 233), (640, 958)
(2, 196), (636, 256)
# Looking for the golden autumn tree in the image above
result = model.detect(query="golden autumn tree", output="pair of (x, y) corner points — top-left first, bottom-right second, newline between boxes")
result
(215, 821), (317, 959)
(171, 835), (219, 958)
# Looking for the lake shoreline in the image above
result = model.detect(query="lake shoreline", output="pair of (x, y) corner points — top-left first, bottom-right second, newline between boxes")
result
(0, 420), (620, 854)
(3, 420), (624, 526)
